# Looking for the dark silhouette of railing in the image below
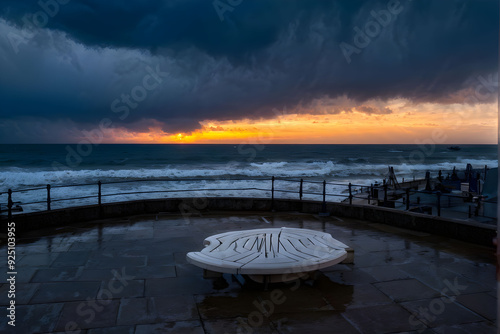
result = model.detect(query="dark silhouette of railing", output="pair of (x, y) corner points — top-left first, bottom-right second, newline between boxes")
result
(1, 177), (497, 222)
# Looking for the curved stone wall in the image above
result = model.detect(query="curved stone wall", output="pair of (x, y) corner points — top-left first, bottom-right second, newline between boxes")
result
(2, 197), (495, 246)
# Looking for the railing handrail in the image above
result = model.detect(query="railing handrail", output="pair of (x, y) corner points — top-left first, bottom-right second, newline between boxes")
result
(2, 175), (496, 221)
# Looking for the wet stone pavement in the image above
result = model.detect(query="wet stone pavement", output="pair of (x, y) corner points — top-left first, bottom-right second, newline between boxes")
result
(0, 212), (496, 333)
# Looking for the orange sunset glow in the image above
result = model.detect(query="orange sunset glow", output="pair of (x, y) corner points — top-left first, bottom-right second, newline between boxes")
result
(85, 99), (497, 145)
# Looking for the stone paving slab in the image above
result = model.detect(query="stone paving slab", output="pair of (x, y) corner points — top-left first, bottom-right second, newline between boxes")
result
(55, 299), (120, 331)
(145, 276), (215, 296)
(323, 268), (378, 285)
(0, 282), (40, 305)
(432, 321), (496, 334)
(135, 320), (205, 334)
(41, 331), (88, 334)
(52, 251), (91, 267)
(321, 281), (393, 310)
(117, 295), (198, 326)
(17, 253), (58, 267)
(116, 297), (156, 326)
(17, 242), (71, 254)
(97, 279), (145, 299)
(146, 253), (176, 266)
(204, 317), (278, 334)
(30, 281), (101, 303)
(127, 264), (176, 279)
(0, 267), (37, 283)
(400, 298), (485, 329)
(195, 292), (277, 320)
(85, 255), (147, 269)
(342, 303), (421, 333)
(76, 268), (121, 282)
(456, 292), (497, 321)
(445, 262), (497, 290)
(31, 267), (83, 282)
(398, 263), (493, 297)
(87, 326), (135, 334)
(0, 302), (64, 333)
(374, 279), (442, 302)
(359, 265), (412, 282)
(271, 311), (360, 334)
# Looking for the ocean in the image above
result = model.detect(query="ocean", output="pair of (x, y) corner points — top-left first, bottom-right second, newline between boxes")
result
(0, 144), (497, 212)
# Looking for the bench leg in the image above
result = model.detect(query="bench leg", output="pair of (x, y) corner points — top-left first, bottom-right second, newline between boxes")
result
(203, 269), (223, 278)
(341, 247), (355, 264)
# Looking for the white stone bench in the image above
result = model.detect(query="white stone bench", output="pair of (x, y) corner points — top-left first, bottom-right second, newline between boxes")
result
(186, 227), (353, 283)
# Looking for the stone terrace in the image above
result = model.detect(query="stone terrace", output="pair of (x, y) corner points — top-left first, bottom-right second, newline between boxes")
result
(0, 212), (496, 333)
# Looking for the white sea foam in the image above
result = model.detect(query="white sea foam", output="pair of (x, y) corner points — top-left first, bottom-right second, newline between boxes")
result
(1, 158), (497, 189)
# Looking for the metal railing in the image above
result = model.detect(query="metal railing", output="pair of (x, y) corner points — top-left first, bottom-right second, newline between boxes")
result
(1, 177), (496, 223)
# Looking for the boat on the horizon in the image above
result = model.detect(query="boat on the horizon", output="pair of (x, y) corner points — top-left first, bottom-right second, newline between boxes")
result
(447, 146), (461, 151)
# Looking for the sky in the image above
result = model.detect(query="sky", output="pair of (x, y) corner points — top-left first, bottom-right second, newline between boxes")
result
(0, 0), (498, 144)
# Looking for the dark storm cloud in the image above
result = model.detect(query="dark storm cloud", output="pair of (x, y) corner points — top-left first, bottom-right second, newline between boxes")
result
(0, 0), (497, 142)
(356, 106), (393, 115)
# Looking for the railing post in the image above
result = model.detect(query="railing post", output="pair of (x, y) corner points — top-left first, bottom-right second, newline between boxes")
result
(348, 182), (352, 205)
(7, 189), (12, 221)
(383, 180), (388, 205)
(321, 180), (326, 212)
(98, 181), (102, 206)
(436, 191), (441, 217)
(47, 184), (51, 211)
(271, 176), (275, 210)
(299, 178), (303, 201)
(405, 188), (410, 210)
